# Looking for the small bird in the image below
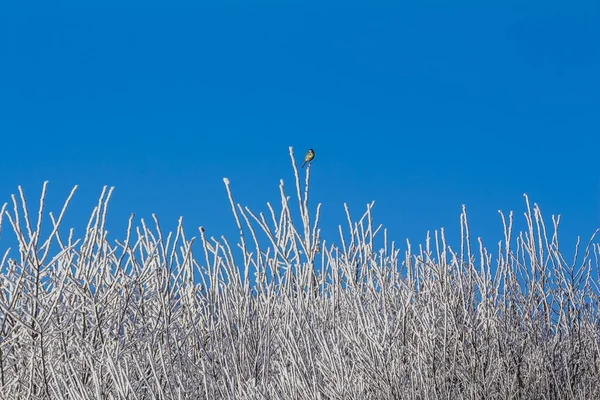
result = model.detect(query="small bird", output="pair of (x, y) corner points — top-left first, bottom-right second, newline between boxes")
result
(302, 148), (315, 168)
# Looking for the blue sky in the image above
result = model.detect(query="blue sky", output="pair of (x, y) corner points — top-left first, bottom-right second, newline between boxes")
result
(1, 1), (599, 264)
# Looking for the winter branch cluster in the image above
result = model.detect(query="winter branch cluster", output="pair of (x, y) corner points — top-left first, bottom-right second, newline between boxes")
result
(0, 147), (599, 399)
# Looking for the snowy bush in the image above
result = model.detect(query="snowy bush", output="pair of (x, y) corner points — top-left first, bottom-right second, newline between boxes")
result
(0, 147), (599, 399)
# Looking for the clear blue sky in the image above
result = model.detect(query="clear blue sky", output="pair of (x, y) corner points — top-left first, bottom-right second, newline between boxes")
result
(1, 2), (599, 262)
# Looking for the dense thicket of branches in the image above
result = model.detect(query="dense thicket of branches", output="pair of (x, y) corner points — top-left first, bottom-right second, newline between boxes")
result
(0, 148), (599, 399)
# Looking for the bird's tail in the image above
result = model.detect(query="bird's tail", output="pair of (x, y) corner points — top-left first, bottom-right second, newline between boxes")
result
(302, 161), (307, 168)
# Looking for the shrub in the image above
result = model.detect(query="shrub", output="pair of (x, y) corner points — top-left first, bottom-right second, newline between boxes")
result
(0, 147), (599, 399)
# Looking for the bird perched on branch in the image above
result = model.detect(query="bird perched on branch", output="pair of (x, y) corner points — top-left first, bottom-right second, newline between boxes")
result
(302, 148), (315, 168)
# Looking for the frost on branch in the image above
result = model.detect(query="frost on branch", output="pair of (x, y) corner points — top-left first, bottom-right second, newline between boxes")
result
(0, 149), (599, 399)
